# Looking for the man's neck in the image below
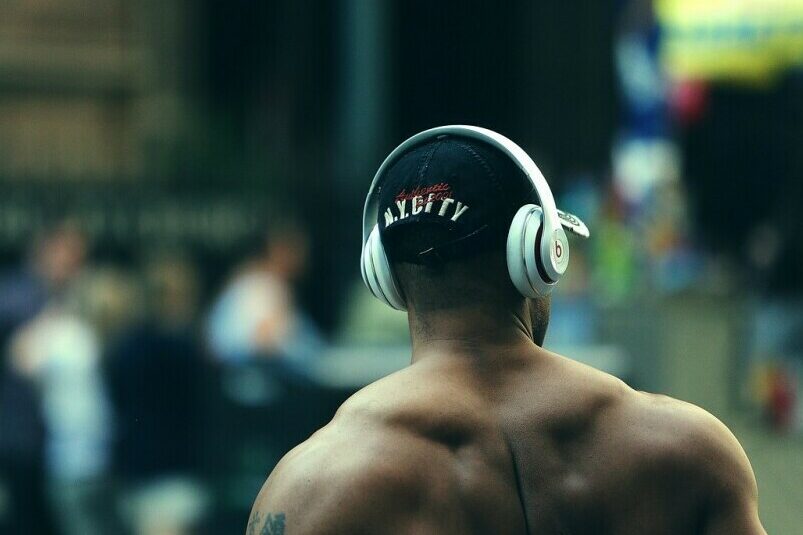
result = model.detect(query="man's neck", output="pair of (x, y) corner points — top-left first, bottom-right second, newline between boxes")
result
(408, 302), (537, 364)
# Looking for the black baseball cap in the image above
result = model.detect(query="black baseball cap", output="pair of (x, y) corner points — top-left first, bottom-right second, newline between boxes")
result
(377, 134), (588, 264)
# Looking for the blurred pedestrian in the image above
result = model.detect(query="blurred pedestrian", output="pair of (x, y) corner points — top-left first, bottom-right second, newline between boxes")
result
(7, 267), (120, 535)
(106, 253), (209, 535)
(205, 222), (326, 525)
(207, 222), (324, 373)
(0, 220), (90, 535)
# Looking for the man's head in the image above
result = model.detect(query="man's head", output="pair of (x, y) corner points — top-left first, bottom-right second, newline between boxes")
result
(378, 135), (551, 344)
(32, 219), (87, 289)
(248, 220), (309, 283)
(363, 126), (589, 346)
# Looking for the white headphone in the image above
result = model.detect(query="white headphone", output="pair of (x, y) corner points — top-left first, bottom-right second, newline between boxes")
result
(361, 125), (570, 311)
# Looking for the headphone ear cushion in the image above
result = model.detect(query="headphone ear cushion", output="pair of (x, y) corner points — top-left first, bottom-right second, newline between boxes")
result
(370, 228), (406, 310)
(507, 205), (538, 298)
(360, 236), (370, 290)
(523, 206), (555, 297)
(362, 226), (388, 306)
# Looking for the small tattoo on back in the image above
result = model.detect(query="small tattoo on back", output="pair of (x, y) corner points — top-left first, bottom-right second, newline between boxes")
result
(248, 511), (286, 535)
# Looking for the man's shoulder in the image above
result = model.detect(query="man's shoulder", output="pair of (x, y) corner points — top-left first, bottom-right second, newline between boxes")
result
(248, 363), (502, 533)
(249, 383), (463, 534)
(606, 391), (763, 532)
(550, 351), (745, 471)
(614, 390), (756, 495)
(623, 391), (732, 452)
(258, 413), (438, 500)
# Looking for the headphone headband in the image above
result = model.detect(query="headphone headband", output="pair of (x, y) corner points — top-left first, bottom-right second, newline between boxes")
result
(362, 125), (562, 251)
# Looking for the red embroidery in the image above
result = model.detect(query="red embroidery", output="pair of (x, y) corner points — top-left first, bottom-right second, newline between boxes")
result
(395, 183), (451, 202)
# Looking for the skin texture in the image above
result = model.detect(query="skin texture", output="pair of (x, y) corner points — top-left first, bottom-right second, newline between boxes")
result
(248, 254), (766, 534)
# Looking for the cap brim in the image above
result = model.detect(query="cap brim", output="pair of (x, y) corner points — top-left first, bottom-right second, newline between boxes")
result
(557, 209), (590, 239)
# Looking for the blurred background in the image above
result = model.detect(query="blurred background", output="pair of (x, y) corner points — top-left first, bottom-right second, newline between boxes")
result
(0, 0), (800, 533)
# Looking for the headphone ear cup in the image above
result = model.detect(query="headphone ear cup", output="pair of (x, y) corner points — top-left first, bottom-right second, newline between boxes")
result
(369, 228), (406, 310)
(523, 206), (555, 297)
(507, 204), (556, 298)
(507, 205), (538, 298)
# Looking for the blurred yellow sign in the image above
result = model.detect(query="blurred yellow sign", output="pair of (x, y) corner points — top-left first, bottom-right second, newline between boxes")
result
(656, 0), (803, 83)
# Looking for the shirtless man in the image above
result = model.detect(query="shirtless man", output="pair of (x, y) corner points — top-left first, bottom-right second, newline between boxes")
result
(248, 126), (765, 534)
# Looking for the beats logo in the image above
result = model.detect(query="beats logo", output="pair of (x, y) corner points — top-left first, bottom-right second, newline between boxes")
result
(551, 231), (569, 272)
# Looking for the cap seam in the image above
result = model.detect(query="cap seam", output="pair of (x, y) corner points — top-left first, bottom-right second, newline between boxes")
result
(452, 139), (504, 197)
(416, 137), (446, 182)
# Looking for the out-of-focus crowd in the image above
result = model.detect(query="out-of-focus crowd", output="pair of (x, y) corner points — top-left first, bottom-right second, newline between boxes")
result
(0, 219), (331, 535)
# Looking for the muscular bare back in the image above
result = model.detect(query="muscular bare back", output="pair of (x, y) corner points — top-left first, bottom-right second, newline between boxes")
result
(248, 346), (764, 534)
